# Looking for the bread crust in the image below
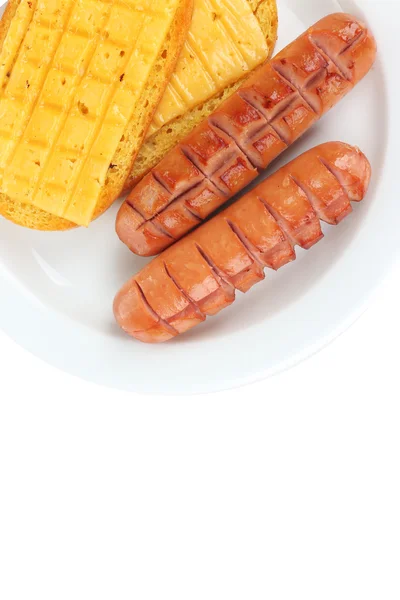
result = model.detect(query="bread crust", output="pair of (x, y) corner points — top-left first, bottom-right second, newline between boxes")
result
(0, 0), (194, 231)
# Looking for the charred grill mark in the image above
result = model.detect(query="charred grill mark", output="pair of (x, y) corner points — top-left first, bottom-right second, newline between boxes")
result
(180, 144), (231, 195)
(209, 98), (268, 169)
(239, 89), (295, 146)
(271, 62), (320, 114)
(209, 122), (257, 177)
(239, 87), (297, 121)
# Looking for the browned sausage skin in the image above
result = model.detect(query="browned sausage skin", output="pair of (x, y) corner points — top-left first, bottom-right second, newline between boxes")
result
(114, 142), (371, 343)
(116, 13), (377, 257)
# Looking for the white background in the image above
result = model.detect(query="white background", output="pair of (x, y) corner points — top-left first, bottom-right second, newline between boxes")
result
(0, 260), (399, 599)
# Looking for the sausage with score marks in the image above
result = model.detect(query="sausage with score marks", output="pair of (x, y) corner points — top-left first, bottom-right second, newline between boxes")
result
(116, 13), (377, 257)
(114, 142), (371, 343)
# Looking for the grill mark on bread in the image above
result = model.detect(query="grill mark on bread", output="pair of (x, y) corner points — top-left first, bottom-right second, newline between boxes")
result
(183, 37), (220, 88)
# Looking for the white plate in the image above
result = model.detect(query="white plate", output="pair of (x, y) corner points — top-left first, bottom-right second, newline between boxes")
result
(0, 0), (398, 395)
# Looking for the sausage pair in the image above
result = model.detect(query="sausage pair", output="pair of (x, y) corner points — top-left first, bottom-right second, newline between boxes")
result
(114, 142), (371, 343)
(116, 13), (377, 257)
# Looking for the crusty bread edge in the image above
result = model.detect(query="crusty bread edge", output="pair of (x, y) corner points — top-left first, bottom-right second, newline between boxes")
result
(0, 0), (194, 231)
(124, 0), (278, 192)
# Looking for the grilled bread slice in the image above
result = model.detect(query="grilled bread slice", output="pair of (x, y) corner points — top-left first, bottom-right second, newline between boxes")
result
(125, 0), (278, 191)
(0, 0), (193, 230)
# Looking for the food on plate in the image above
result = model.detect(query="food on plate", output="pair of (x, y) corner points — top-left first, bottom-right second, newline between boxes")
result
(117, 13), (377, 257)
(114, 142), (371, 343)
(0, 0), (193, 230)
(125, 0), (278, 191)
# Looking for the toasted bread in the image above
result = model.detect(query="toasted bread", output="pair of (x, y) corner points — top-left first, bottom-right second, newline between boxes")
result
(124, 0), (278, 191)
(0, 0), (193, 231)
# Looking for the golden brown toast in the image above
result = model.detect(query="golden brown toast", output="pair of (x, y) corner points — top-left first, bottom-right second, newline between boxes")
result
(0, 0), (193, 230)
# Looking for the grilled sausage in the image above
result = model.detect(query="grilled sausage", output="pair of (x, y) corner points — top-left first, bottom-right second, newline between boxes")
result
(116, 13), (377, 257)
(114, 142), (371, 343)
